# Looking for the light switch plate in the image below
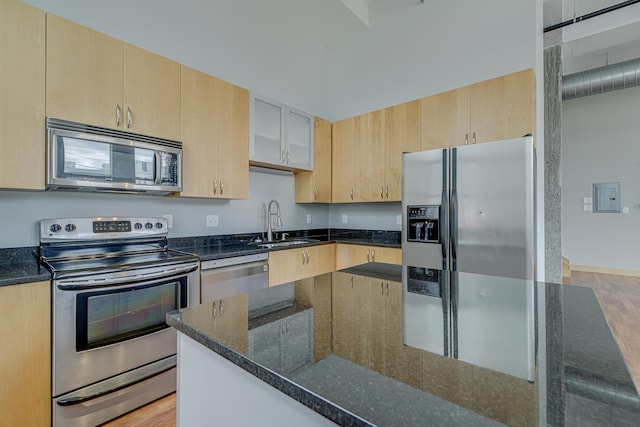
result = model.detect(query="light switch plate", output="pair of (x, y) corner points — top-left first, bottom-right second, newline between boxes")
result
(306, 214), (312, 224)
(396, 214), (402, 225)
(342, 214), (348, 224)
(163, 214), (173, 228)
(583, 204), (593, 212)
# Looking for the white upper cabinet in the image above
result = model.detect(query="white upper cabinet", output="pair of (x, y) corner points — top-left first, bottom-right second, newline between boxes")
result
(250, 93), (313, 171)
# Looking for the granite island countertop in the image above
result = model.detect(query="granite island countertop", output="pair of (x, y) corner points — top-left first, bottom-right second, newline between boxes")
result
(167, 263), (640, 426)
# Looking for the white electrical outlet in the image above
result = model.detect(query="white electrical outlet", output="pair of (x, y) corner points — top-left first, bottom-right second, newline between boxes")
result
(163, 214), (173, 228)
(342, 214), (348, 224)
(396, 214), (402, 225)
(306, 214), (312, 224)
(623, 206), (629, 214)
(206, 215), (219, 227)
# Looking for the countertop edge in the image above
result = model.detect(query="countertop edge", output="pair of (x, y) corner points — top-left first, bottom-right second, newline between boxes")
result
(166, 313), (373, 427)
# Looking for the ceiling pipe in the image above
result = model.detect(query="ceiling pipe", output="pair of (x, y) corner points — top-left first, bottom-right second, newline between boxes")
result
(562, 57), (640, 100)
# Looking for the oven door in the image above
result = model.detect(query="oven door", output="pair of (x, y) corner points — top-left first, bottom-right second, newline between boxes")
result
(53, 262), (198, 398)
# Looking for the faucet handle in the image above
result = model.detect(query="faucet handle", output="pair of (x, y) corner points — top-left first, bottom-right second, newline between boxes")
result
(281, 233), (289, 241)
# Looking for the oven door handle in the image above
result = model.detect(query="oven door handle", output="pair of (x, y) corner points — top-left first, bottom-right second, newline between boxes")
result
(56, 263), (199, 290)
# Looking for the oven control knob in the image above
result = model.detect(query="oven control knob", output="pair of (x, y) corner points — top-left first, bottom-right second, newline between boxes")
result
(64, 223), (76, 232)
(145, 222), (153, 229)
(49, 224), (62, 233)
(134, 222), (143, 230)
(155, 222), (163, 229)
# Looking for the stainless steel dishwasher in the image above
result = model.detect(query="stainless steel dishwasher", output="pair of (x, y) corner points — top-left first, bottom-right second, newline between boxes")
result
(200, 253), (269, 303)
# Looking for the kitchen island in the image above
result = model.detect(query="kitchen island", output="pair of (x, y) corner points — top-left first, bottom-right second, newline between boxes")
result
(167, 263), (640, 426)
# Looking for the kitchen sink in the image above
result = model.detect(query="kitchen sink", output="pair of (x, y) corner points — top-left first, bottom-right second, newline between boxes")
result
(257, 239), (318, 249)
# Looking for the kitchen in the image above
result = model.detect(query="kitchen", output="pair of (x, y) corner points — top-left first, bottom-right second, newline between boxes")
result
(1, 0), (639, 426)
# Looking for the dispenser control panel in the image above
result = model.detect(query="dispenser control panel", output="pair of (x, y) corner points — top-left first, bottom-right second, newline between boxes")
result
(407, 205), (440, 243)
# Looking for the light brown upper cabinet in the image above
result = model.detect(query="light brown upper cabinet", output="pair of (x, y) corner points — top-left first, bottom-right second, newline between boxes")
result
(331, 117), (356, 203)
(0, 0), (45, 190)
(332, 100), (421, 203)
(383, 100), (421, 200)
(180, 65), (249, 199)
(421, 69), (535, 150)
(46, 15), (181, 140)
(295, 117), (332, 203)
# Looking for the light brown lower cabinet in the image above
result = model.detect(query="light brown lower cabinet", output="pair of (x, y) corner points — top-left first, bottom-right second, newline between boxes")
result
(335, 243), (402, 270)
(0, 281), (50, 427)
(268, 244), (336, 287)
(294, 275), (332, 362)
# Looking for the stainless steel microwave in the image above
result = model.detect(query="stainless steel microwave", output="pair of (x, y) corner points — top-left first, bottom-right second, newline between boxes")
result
(47, 118), (182, 195)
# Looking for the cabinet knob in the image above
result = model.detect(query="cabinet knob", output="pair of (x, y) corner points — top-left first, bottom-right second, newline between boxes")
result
(472, 132), (477, 144)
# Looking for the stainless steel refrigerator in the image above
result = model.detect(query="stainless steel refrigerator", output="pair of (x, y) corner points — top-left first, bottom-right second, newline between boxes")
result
(401, 136), (536, 280)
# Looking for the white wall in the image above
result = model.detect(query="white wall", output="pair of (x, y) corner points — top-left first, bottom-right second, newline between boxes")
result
(327, 0), (538, 121)
(0, 172), (329, 248)
(562, 86), (640, 271)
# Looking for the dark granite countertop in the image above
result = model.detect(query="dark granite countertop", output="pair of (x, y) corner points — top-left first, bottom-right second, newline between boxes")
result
(0, 228), (400, 287)
(167, 263), (640, 426)
(0, 247), (50, 287)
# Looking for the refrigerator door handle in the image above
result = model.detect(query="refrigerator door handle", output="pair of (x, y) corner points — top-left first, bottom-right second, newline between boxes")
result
(450, 148), (458, 271)
(440, 149), (449, 271)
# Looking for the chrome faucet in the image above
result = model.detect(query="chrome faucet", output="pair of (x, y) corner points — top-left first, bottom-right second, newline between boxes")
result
(266, 200), (282, 242)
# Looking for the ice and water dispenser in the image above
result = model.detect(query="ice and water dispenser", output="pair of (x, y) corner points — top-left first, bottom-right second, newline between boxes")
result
(407, 205), (440, 243)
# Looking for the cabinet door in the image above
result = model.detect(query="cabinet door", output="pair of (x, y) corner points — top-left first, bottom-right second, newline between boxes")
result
(384, 100), (421, 201)
(312, 275), (332, 362)
(354, 277), (386, 373)
(180, 65), (217, 198)
(0, 281), (50, 426)
(375, 247), (402, 265)
(421, 86), (470, 150)
(212, 294), (249, 355)
(354, 110), (385, 201)
(123, 43), (181, 140)
(250, 94), (285, 166)
(0, 0), (45, 190)
(216, 79), (249, 199)
(335, 244), (369, 270)
(248, 321), (283, 373)
(384, 281), (422, 388)
(268, 248), (304, 287)
(303, 244), (336, 278)
(286, 107), (313, 170)
(331, 272), (356, 362)
(283, 310), (313, 375)
(470, 69), (535, 144)
(295, 117), (331, 203)
(46, 14), (123, 129)
(331, 117), (355, 203)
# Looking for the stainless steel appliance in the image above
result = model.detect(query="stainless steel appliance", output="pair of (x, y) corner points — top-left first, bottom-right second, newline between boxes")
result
(39, 217), (199, 427)
(402, 136), (536, 280)
(403, 266), (536, 382)
(47, 118), (182, 195)
(200, 253), (269, 303)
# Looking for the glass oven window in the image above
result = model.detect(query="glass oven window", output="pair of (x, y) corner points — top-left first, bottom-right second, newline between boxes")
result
(75, 278), (187, 351)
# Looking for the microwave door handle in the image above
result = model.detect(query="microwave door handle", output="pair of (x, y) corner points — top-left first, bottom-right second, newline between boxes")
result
(154, 152), (162, 185)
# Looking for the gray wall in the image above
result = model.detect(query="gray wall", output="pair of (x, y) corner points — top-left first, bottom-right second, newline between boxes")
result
(0, 171), (329, 248)
(562, 85), (640, 271)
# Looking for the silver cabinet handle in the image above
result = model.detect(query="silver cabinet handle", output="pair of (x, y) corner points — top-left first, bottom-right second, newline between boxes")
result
(380, 186), (384, 199)
(464, 133), (469, 145)
(366, 249), (371, 262)
(371, 249), (375, 262)
(286, 150), (290, 164)
(285, 320), (289, 333)
(302, 251), (306, 265)
(380, 282), (384, 295)
(472, 132), (476, 144)
(314, 278), (318, 290)
(385, 283), (389, 296)
(385, 185), (389, 199)
(350, 188), (354, 200)
(305, 250), (310, 264)
(212, 301), (217, 319)
(213, 177), (218, 195)
(220, 178), (224, 195)
(116, 104), (121, 126)
(127, 107), (132, 128)
(350, 276), (353, 288)
(219, 300), (224, 317)
(314, 187), (318, 200)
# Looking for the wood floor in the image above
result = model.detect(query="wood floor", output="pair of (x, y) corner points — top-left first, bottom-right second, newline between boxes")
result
(568, 271), (640, 390)
(101, 393), (176, 427)
(103, 271), (640, 426)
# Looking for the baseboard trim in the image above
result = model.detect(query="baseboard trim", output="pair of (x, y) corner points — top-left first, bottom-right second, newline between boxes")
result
(571, 265), (640, 278)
